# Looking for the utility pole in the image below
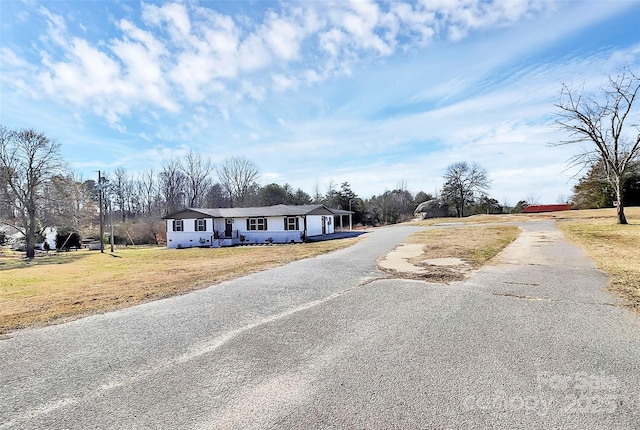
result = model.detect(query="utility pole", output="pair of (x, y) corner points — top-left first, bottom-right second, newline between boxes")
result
(98, 170), (104, 253)
(109, 198), (114, 253)
(348, 199), (353, 231)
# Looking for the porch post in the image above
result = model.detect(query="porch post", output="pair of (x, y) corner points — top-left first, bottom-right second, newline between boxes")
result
(349, 213), (352, 231)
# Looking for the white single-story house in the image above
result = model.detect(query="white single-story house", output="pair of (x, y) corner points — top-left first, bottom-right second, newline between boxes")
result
(163, 204), (353, 249)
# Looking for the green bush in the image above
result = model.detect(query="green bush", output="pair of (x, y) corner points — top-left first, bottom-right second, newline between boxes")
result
(55, 228), (82, 250)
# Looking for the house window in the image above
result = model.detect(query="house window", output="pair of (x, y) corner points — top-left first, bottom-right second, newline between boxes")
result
(247, 217), (267, 231)
(284, 216), (299, 231)
(195, 219), (206, 232)
(173, 220), (184, 232)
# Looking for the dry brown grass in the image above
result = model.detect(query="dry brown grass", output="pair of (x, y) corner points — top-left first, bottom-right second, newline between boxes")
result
(0, 239), (358, 334)
(409, 206), (640, 225)
(396, 225), (521, 282)
(406, 225), (521, 266)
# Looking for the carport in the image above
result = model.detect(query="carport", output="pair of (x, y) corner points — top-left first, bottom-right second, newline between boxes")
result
(332, 208), (353, 231)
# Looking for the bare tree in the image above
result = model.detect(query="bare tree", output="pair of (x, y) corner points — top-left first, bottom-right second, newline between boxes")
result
(526, 193), (541, 206)
(181, 150), (214, 207)
(111, 167), (133, 222)
(441, 161), (490, 217)
(396, 179), (410, 216)
(0, 126), (62, 258)
(312, 178), (323, 204)
(324, 179), (339, 207)
(0, 162), (16, 220)
(556, 68), (640, 224)
(137, 169), (158, 215)
(215, 156), (260, 207)
(159, 160), (187, 215)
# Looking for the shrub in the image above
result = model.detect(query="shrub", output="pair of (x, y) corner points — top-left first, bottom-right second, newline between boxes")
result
(55, 228), (82, 250)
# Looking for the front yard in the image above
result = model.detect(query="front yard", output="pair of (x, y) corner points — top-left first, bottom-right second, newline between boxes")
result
(0, 239), (358, 334)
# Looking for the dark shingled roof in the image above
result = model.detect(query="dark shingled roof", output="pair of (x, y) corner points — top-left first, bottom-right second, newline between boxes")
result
(164, 204), (351, 219)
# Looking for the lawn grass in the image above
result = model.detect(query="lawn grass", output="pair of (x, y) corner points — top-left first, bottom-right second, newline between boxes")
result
(0, 239), (358, 334)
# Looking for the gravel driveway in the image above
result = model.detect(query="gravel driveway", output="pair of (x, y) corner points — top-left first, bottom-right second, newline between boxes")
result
(1, 220), (638, 429)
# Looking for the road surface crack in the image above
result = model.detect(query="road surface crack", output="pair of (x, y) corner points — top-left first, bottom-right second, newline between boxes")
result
(492, 292), (558, 301)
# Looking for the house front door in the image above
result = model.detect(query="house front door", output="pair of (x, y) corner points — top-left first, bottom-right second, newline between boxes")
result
(322, 216), (326, 234)
(225, 219), (233, 238)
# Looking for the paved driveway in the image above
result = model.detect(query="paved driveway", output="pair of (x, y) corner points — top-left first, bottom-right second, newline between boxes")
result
(1, 221), (639, 429)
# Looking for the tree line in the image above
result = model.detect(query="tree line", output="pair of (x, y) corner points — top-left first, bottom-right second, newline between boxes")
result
(0, 127), (448, 257)
(1, 121), (512, 259)
(0, 120), (560, 260)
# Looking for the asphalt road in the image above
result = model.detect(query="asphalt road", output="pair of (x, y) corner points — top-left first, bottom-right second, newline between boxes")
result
(1, 220), (639, 429)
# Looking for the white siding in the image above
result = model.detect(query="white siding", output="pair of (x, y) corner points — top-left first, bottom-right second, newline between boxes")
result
(166, 218), (214, 249)
(236, 216), (303, 244)
(165, 212), (335, 249)
(306, 215), (334, 237)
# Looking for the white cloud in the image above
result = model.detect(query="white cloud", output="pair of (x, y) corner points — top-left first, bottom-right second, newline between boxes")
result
(342, 0), (393, 54)
(237, 33), (272, 72)
(39, 7), (68, 47)
(415, 0), (546, 41)
(197, 12), (241, 68)
(319, 28), (346, 57)
(0, 47), (30, 69)
(113, 20), (178, 112)
(138, 144), (191, 164)
(261, 11), (306, 60)
(238, 80), (267, 101)
(321, 0), (395, 56)
(142, 2), (191, 40)
(272, 73), (298, 92)
(5, 0), (559, 125)
(39, 38), (122, 104)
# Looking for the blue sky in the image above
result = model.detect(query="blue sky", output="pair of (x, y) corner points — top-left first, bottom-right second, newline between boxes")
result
(1, 0), (639, 205)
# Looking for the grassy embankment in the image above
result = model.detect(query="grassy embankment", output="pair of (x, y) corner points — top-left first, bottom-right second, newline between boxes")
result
(0, 239), (357, 334)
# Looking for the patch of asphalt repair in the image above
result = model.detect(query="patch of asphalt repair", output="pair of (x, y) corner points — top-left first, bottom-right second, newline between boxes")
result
(377, 234), (472, 283)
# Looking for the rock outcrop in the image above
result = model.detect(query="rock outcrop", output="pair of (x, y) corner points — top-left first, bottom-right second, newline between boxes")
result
(414, 199), (449, 219)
